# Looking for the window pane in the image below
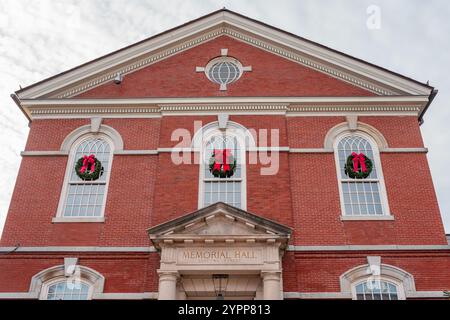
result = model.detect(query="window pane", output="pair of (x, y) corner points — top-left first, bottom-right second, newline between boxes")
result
(355, 280), (399, 301)
(342, 182), (383, 216)
(46, 281), (90, 300)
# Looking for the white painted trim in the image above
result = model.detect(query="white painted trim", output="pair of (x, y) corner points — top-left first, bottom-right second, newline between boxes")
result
(0, 246), (156, 253)
(15, 11), (432, 100)
(29, 264), (105, 300)
(52, 217), (105, 223)
(382, 148), (428, 153)
(0, 292), (39, 299)
(286, 112), (420, 117)
(22, 99), (426, 120)
(287, 245), (450, 251)
(60, 124), (124, 152)
(340, 215), (395, 221)
(21, 96), (430, 106)
(325, 122), (389, 149)
(341, 263), (417, 300)
(197, 125), (248, 211)
(283, 291), (447, 299)
(0, 245), (448, 253)
(21, 151), (68, 156)
(407, 291), (448, 298)
(20, 147), (429, 157)
(39, 277), (95, 300)
(220, 13), (431, 95)
(284, 292), (351, 299)
(114, 150), (158, 155)
(0, 290), (443, 300)
(289, 148), (333, 153)
(93, 292), (158, 300)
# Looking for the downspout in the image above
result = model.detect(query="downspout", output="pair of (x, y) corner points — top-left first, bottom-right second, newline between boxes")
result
(418, 89), (438, 126)
(10, 93), (31, 123)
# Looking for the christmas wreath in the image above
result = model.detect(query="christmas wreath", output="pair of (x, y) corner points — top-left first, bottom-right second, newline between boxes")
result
(75, 154), (103, 181)
(209, 149), (237, 178)
(344, 152), (373, 179)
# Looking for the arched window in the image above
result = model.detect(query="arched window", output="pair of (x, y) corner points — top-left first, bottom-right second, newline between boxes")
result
(56, 134), (114, 220)
(30, 264), (105, 300)
(354, 279), (399, 300)
(43, 279), (91, 300)
(340, 263), (413, 300)
(334, 133), (390, 217)
(202, 134), (244, 209)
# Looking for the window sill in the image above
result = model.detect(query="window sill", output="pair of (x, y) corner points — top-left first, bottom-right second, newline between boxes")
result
(52, 217), (105, 223)
(340, 215), (394, 221)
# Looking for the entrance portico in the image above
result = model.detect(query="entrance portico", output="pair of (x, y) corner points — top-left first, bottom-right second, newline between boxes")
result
(148, 202), (292, 300)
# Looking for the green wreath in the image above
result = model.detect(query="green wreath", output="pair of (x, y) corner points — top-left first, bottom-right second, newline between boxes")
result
(209, 151), (237, 178)
(75, 155), (104, 181)
(344, 153), (373, 179)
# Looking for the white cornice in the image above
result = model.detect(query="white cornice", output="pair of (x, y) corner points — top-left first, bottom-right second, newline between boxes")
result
(21, 96), (428, 119)
(20, 95), (429, 106)
(15, 10), (432, 101)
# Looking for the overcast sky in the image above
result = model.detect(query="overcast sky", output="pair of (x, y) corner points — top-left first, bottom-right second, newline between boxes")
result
(0, 0), (449, 235)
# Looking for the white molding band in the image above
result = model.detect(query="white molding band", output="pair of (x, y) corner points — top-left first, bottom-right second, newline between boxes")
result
(0, 292), (39, 299)
(51, 217), (106, 223)
(0, 246), (157, 253)
(0, 290), (443, 300)
(93, 292), (158, 300)
(284, 292), (351, 299)
(382, 147), (428, 153)
(283, 291), (446, 299)
(20, 147), (429, 157)
(20, 96), (429, 120)
(340, 215), (395, 221)
(289, 148), (333, 153)
(0, 245), (448, 253)
(114, 150), (159, 155)
(287, 245), (450, 251)
(21, 151), (68, 156)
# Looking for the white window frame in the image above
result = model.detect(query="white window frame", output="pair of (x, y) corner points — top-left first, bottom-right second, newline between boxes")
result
(351, 277), (405, 300)
(54, 133), (114, 223)
(198, 129), (247, 210)
(333, 131), (392, 220)
(40, 277), (94, 300)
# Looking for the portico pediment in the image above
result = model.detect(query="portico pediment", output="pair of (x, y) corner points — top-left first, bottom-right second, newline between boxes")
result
(147, 202), (292, 250)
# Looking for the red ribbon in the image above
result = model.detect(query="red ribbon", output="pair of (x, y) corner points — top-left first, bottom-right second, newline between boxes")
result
(213, 149), (231, 173)
(351, 152), (367, 173)
(80, 154), (96, 174)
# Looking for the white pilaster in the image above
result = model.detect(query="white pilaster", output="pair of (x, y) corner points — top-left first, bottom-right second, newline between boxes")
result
(261, 271), (282, 300)
(157, 271), (179, 300)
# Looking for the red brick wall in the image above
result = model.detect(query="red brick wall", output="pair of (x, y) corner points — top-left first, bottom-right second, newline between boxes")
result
(0, 253), (159, 293)
(76, 36), (375, 99)
(290, 251), (450, 293)
(1, 252), (449, 295)
(1, 114), (447, 247)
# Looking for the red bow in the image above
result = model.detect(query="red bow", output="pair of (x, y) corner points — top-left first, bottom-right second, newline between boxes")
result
(80, 154), (96, 174)
(351, 152), (367, 173)
(213, 149), (231, 173)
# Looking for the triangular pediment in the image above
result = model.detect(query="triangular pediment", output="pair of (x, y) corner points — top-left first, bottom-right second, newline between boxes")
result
(15, 9), (432, 102)
(147, 202), (292, 249)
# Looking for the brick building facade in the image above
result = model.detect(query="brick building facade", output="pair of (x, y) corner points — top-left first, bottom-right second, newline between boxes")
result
(1, 9), (449, 300)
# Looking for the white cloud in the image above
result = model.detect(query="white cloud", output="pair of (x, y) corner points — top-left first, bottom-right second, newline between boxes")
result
(0, 0), (449, 235)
